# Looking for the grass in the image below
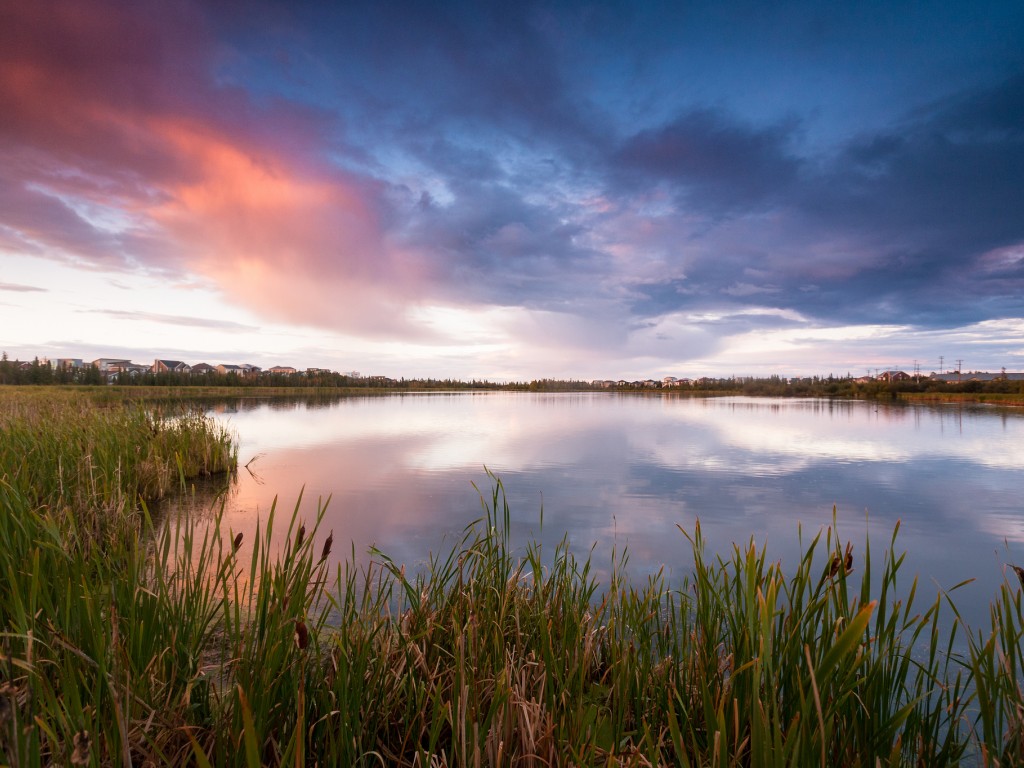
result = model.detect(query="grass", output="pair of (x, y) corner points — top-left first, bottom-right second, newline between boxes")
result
(897, 392), (1024, 407)
(3, 390), (1024, 766)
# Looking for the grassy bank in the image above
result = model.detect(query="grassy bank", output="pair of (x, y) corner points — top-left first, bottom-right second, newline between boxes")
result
(10, 384), (409, 404)
(0, 388), (236, 533)
(897, 391), (1024, 407)
(3, 392), (1024, 765)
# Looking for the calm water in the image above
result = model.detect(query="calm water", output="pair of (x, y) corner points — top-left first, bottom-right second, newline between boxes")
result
(187, 393), (1024, 629)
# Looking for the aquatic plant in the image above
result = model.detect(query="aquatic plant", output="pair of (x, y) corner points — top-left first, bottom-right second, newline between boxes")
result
(3, 390), (1024, 765)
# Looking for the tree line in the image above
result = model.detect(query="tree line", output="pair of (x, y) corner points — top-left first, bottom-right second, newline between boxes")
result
(3, 354), (1022, 396)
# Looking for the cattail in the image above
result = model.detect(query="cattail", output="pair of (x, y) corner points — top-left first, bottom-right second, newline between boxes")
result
(828, 553), (841, 580)
(294, 619), (309, 650)
(295, 524), (306, 550)
(1009, 564), (1024, 589)
(828, 542), (854, 580)
(233, 532), (244, 552)
(319, 530), (334, 563)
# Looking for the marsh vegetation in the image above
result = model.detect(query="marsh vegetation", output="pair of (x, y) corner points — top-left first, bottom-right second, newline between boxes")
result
(2, 388), (1024, 766)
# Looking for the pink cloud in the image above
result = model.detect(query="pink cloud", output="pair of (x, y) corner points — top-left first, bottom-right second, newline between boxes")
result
(0, 0), (436, 336)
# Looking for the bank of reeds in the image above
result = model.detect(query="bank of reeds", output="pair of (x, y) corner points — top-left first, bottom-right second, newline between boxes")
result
(3, 391), (1024, 766)
(0, 389), (236, 548)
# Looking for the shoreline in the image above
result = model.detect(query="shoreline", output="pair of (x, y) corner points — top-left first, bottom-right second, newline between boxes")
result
(3, 382), (1023, 409)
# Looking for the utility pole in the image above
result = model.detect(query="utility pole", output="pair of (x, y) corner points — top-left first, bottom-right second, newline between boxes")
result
(939, 356), (944, 374)
(956, 359), (963, 384)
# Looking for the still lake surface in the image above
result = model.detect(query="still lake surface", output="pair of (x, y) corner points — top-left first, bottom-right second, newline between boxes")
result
(189, 392), (1023, 629)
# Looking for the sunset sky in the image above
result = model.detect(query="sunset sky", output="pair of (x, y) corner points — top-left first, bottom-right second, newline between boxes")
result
(2, 0), (1022, 380)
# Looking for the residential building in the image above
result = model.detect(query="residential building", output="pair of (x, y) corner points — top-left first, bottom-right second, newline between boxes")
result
(877, 370), (911, 382)
(92, 358), (132, 372)
(153, 359), (192, 374)
(110, 362), (149, 381)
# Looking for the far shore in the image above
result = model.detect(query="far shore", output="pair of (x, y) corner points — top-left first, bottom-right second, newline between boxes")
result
(1, 382), (1023, 407)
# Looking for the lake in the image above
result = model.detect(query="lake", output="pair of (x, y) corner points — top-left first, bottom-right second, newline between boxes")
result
(184, 392), (1024, 630)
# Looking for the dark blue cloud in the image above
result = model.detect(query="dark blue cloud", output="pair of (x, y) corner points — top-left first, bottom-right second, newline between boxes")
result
(609, 73), (1024, 328)
(614, 110), (803, 213)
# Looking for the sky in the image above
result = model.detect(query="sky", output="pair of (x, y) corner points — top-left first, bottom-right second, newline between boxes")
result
(2, 0), (1023, 381)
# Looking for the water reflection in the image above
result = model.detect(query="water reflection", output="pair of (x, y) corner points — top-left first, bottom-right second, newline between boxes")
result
(174, 393), (1024, 630)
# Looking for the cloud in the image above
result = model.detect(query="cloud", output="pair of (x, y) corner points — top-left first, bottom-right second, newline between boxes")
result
(0, 0), (440, 336)
(784, 76), (1024, 325)
(721, 282), (781, 297)
(83, 309), (259, 332)
(599, 73), (1024, 332)
(0, 282), (46, 293)
(614, 109), (802, 213)
(2, 0), (1022, 375)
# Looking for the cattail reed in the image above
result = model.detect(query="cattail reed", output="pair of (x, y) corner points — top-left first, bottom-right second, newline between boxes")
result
(1008, 563), (1024, 589)
(319, 529), (333, 563)
(294, 619), (309, 650)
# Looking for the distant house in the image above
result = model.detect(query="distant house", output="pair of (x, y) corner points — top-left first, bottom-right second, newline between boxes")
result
(110, 363), (149, 380)
(877, 370), (911, 382)
(191, 363), (216, 375)
(662, 376), (680, 387)
(216, 364), (244, 375)
(240, 364), (262, 375)
(55, 358), (83, 369)
(268, 366), (297, 375)
(92, 358), (132, 372)
(113, 362), (148, 374)
(153, 359), (192, 374)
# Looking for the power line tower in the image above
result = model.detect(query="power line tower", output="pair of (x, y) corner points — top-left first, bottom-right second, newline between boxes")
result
(956, 359), (963, 384)
(939, 355), (944, 374)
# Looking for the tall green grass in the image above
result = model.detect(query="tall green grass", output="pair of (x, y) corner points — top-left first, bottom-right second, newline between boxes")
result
(3, 390), (1024, 765)
(0, 388), (235, 523)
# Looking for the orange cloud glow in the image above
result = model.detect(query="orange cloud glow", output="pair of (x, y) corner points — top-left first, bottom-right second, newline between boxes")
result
(147, 117), (436, 334)
(0, 0), (444, 338)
